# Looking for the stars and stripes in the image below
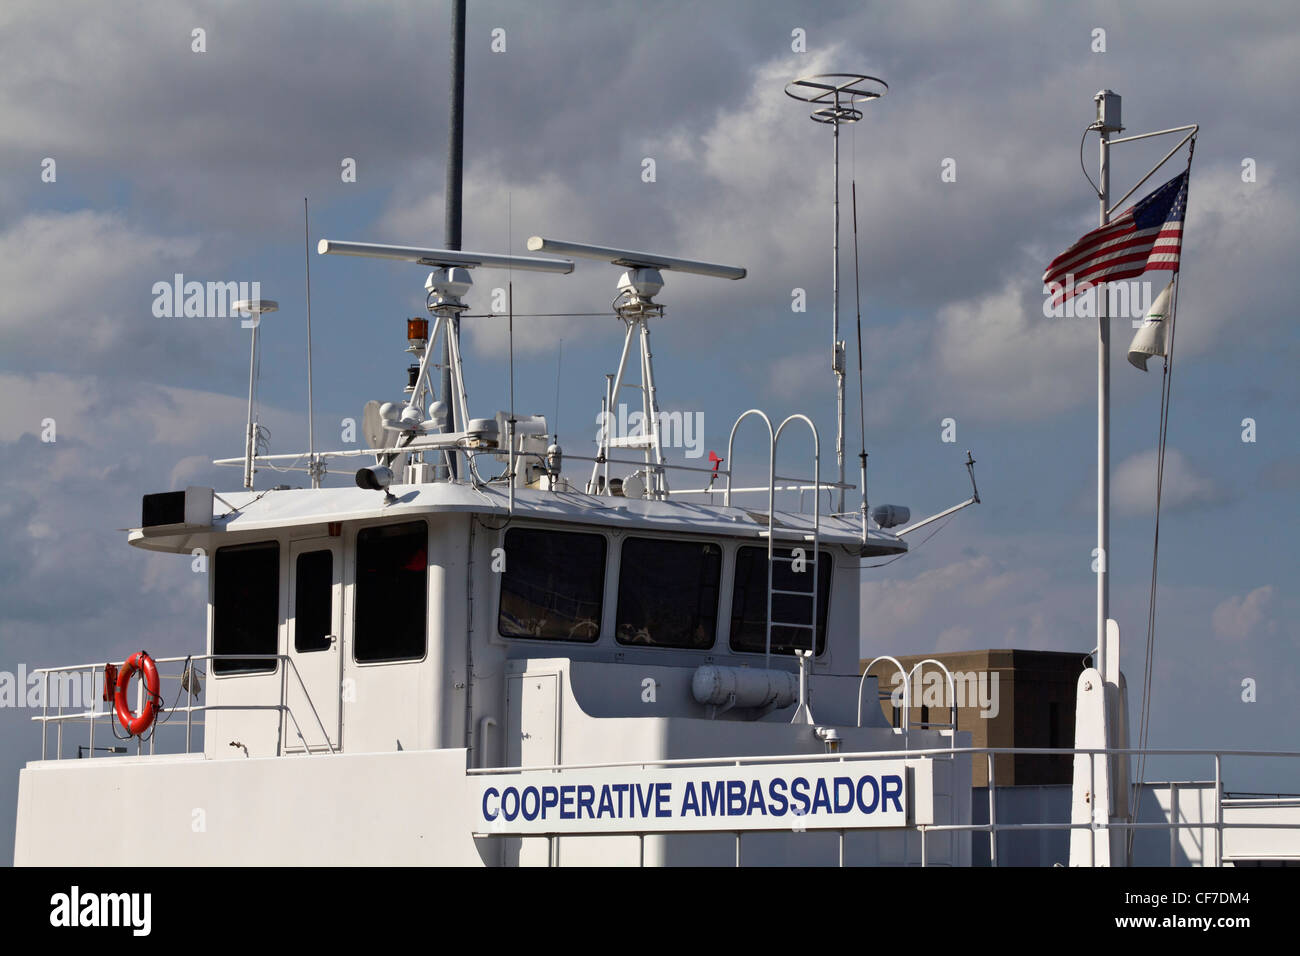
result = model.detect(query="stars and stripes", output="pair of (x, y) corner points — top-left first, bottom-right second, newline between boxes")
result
(1043, 171), (1188, 305)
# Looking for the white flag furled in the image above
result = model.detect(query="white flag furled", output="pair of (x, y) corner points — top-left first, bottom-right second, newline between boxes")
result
(1128, 280), (1174, 371)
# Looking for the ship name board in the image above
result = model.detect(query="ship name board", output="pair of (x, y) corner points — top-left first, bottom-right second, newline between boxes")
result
(472, 760), (908, 834)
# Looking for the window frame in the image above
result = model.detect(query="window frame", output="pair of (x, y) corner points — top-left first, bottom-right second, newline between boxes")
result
(211, 539), (282, 676)
(613, 534), (723, 650)
(351, 519), (430, 666)
(726, 544), (834, 658)
(495, 524), (609, 645)
(292, 547), (336, 654)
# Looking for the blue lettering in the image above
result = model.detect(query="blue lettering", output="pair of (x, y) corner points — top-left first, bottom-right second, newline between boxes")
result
(768, 778), (789, 816)
(833, 777), (855, 813)
(791, 777), (811, 815)
(811, 778), (832, 815)
(597, 785), (615, 818)
(521, 786), (540, 821)
(501, 787), (520, 821)
(576, 785), (596, 819)
(542, 786), (560, 818)
(633, 783), (654, 818)
(882, 774), (904, 814)
(612, 783), (629, 816)
(726, 780), (747, 816)
(856, 775), (879, 813)
(559, 786), (575, 820)
(682, 782), (700, 817)
(655, 783), (671, 818)
(702, 781), (724, 816)
(747, 779), (767, 815)
(482, 787), (500, 821)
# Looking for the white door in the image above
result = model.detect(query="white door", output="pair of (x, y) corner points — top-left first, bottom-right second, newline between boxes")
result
(284, 539), (342, 752)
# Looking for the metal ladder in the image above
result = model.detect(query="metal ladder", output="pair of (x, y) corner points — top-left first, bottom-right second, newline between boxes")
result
(725, 411), (824, 722)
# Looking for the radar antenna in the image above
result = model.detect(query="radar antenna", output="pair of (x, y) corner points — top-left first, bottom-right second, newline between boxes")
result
(526, 237), (745, 500)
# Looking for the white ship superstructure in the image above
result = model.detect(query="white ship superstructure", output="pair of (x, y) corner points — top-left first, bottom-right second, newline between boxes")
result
(13, 12), (1300, 867)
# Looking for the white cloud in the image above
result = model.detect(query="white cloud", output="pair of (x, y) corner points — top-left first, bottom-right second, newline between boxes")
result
(1109, 447), (1228, 517)
(0, 210), (201, 372)
(1212, 585), (1276, 642)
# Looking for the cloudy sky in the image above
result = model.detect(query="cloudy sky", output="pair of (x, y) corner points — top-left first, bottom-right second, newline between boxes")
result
(1, 1), (1297, 859)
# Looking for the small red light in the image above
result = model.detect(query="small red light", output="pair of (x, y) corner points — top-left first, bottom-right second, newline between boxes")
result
(407, 318), (428, 342)
(103, 663), (118, 702)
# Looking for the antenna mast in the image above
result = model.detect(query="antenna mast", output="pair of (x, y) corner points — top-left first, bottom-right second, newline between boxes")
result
(234, 298), (278, 489)
(785, 73), (887, 514)
(304, 198), (321, 489)
(440, 0), (467, 479)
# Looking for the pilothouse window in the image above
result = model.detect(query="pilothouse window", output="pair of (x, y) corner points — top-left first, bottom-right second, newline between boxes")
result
(294, 549), (333, 653)
(616, 537), (720, 648)
(729, 545), (831, 656)
(213, 541), (280, 674)
(498, 528), (605, 642)
(354, 521), (427, 663)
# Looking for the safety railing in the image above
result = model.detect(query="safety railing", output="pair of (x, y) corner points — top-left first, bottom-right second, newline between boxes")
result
(467, 745), (1300, 867)
(29, 653), (335, 760)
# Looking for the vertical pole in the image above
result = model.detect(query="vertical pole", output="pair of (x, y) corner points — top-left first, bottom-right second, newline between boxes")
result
(445, 0), (465, 253)
(304, 199), (319, 488)
(1213, 754), (1222, 867)
(1097, 120), (1111, 686)
(832, 116), (845, 513)
(244, 321), (258, 489)
(441, 0), (467, 481)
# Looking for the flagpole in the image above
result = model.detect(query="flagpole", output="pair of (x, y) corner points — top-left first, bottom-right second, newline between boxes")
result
(1094, 90), (1121, 693)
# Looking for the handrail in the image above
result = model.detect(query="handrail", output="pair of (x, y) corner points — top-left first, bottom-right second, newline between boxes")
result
(32, 653), (335, 758)
(769, 414), (821, 672)
(724, 409), (774, 509)
(858, 655), (909, 729)
(467, 744), (1300, 775)
(905, 658), (958, 748)
(467, 744), (1300, 867)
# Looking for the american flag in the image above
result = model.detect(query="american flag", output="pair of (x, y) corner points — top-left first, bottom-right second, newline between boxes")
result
(1043, 171), (1188, 305)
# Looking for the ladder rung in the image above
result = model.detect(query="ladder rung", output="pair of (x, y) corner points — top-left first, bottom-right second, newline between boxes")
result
(769, 621), (815, 629)
(768, 554), (820, 564)
(770, 588), (815, 597)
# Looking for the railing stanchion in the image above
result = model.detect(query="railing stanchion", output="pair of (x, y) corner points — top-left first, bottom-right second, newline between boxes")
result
(988, 752), (997, 867)
(88, 665), (96, 759)
(1214, 753), (1223, 867)
(55, 673), (63, 760)
(40, 671), (48, 760)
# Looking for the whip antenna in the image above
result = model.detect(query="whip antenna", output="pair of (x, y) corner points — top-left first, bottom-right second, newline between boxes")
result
(304, 198), (320, 488)
(851, 180), (868, 540)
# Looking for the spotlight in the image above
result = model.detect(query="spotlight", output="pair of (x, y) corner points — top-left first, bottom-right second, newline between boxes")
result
(355, 466), (394, 491)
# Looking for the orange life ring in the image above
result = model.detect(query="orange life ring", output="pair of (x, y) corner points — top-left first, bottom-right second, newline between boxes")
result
(114, 651), (161, 735)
